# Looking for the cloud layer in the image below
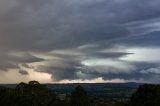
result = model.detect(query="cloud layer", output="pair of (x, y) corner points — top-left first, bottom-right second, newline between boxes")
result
(0, 0), (160, 83)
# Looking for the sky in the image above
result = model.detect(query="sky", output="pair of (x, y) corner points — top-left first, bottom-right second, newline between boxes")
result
(0, 0), (160, 83)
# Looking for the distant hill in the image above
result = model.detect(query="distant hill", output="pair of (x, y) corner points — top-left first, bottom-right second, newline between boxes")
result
(0, 84), (16, 88)
(0, 82), (142, 90)
(47, 82), (142, 91)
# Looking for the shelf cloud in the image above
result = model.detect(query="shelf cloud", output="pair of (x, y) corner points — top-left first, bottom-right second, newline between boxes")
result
(0, 0), (160, 83)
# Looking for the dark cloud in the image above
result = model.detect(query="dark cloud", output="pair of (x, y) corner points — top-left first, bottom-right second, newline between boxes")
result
(141, 67), (160, 74)
(19, 70), (29, 75)
(21, 63), (32, 68)
(116, 31), (160, 47)
(0, 0), (160, 51)
(0, 61), (18, 71)
(36, 58), (83, 80)
(0, 0), (160, 83)
(0, 53), (44, 71)
(15, 53), (45, 63)
(88, 52), (133, 59)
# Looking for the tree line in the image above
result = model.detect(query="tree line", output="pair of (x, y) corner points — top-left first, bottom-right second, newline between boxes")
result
(0, 81), (160, 106)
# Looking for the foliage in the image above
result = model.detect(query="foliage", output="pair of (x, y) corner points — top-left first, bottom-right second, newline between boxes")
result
(70, 85), (90, 106)
(0, 82), (160, 106)
(0, 81), (56, 106)
(130, 84), (160, 106)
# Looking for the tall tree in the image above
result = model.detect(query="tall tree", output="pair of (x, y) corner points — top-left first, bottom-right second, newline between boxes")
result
(71, 85), (90, 106)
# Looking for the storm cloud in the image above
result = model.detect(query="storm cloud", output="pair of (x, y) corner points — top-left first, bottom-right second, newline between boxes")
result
(0, 0), (160, 83)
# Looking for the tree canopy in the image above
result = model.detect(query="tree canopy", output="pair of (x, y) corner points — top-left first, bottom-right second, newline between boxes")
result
(130, 84), (160, 106)
(0, 81), (56, 106)
(70, 85), (90, 106)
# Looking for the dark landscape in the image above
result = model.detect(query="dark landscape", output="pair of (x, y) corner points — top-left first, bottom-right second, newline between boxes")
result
(0, 81), (160, 106)
(0, 0), (160, 106)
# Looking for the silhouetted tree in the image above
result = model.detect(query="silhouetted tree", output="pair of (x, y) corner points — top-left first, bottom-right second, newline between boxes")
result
(70, 85), (90, 106)
(130, 84), (160, 106)
(0, 81), (56, 106)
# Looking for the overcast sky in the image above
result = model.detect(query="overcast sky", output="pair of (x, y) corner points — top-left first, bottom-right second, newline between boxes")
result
(0, 0), (160, 83)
